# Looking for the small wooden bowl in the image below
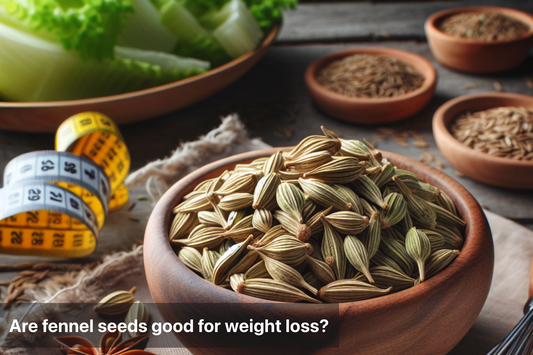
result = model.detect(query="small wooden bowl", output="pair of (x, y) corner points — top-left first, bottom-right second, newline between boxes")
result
(304, 47), (437, 125)
(144, 148), (493, 355)
(0, 26), (279, 133)
(433, 92), (533, 189)
(425, 6), (533, 74)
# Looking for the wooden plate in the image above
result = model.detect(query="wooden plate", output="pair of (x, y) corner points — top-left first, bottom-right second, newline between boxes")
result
(0, 26), (279, 133)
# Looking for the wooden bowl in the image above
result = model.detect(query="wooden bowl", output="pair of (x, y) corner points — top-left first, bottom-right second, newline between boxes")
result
(529, 259), (533, 299)
(304, 47), (437, 124)
(433, 92), (533, 189)
(0, 26), (279, 133)
(144, 147), (494, 355)
(425, 6), (533, 74)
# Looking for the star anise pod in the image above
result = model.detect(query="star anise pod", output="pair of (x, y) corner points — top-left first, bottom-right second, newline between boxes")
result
(55, 330), (155, 355)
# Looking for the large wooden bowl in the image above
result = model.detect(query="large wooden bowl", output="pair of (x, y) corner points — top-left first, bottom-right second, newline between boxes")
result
(433, 92), (533, 189)
(0, 26), (279, 133)
(144, 148), (494, 355)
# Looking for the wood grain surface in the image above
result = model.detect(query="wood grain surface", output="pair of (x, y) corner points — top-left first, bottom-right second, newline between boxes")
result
(0, 1), (530, 280)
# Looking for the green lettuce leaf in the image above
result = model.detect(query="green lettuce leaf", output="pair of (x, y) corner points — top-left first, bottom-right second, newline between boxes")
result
(0, 0), (134, 60)
(0, 20), (209, 101)
(243, 0), (297, 32)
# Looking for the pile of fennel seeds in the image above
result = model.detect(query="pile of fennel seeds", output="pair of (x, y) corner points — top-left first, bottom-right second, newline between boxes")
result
(170, 127), (465, 303)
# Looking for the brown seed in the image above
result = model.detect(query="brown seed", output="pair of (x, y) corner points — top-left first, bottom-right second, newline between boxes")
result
(284, 151), (332, 173)
(299, 178), (352, 211)
(244, 260), (270, 279)
(218, 193), (254, 211)
(344, 235), (374, 283)
(450, 106), (533, 161)
(178, 247), (203, 274)
(254, 225), (287, 247)
(316, 54), (425, 99)
(286, 135), (341, 160)
(318, 279), (391, 303)
(305, 255), (336, 285)
(14, 262), (33, 270)
(419, 152), (435, 164)
(413, 140), (429, 149)
(222, 215), (262, 243)
(170, 212), (199, 240)
(439, 12), (529, 41)
(212, 235), (255, 285)
(172, 225), (226, 249)
(253, 173), (281, 209)
(325, 211), (369, 235)
(373, 134), (389, 141)
(370, 266), (415, 291)
(303, 157), (365, 184)
(257, 251), (317, 295)
(236, 278), (321, 303)
(320, 216), (346, 280)
(215, 172), (259, 196)
(252, 209), (273, 234)
(249, 235), (311, 266)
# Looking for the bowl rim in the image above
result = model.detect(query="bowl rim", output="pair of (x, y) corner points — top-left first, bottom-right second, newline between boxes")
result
(304, 47), (437, 104)
(0, 25), (280, 108)
(425, 6), (533, 45)
(144, 147), (492, 311)
(433, 92), (533, 168)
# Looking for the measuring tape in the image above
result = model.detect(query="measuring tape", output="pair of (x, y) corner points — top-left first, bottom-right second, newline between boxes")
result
(0, 112), (130, 258)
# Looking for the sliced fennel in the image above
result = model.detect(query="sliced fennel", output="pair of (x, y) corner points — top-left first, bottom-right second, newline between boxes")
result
(177, 0), (230, 18)
(0, 0), (134, 60)
(157, 0), (212, 43)
(116, 47), (210, 73)
(0, 21), (209, 102)
(211, 0), (263, 58)
(154, 0), (230, 66)
(117, 0), (178, 53)
(0, 8), (56, 42)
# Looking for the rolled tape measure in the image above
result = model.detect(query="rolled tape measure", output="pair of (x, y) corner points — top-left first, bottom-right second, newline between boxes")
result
(0, 112), (130, 258)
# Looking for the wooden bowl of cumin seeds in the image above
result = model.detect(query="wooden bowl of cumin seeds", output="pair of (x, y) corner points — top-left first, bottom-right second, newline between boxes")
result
(425, 6), (533, 74)
(433, 92), (533, 189)
(305, 47), (437, 124)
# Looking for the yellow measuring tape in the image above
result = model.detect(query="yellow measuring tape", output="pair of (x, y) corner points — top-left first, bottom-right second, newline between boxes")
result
(0, 112), (130, 258)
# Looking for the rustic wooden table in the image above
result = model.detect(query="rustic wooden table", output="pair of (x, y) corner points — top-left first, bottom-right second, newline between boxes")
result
(0, 0), (532, 264)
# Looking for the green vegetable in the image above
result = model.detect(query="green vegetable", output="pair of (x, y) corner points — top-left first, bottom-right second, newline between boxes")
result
(209, 0), (263, 58)
(0, 0), (134, 60)
(117, 0), (178, 53)
(244, 0), (297, 32)
(0, 20), (209, 101)
(178, 0), (229, 18)
(0, 0), (297, 101)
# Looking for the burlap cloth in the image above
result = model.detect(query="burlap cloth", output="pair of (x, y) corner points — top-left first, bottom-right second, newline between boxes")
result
(1, 116), (532, 354)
